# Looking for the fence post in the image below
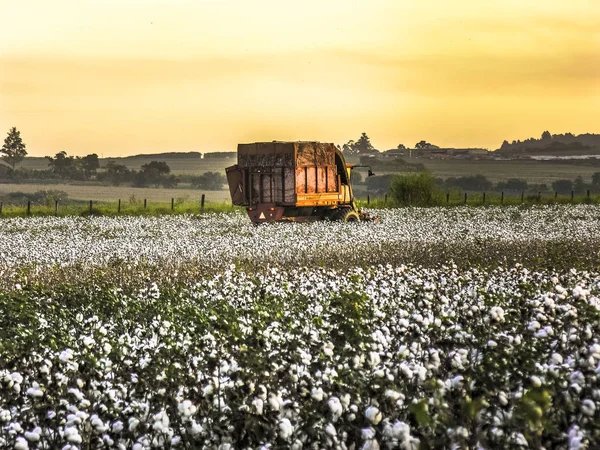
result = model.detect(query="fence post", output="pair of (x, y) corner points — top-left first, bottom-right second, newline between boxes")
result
(501, 192), (504, 204)
(538, 192), (541, 202)
(118, 199), (121, 214)
(571, 190), (574, 200)
(464, 192), (467, 204)
(171, 198), (174, 211)
(446, 192), (450, 204)
(521, 191), (524, 202)
(55, 200), (58, 215)
(89, 200), (93, 214)
(0, 202), (3, 214)
(587, 189), (590, 198)
(201, 194), (205, 212)
(144, 199), (147, 209)
(384, 194), (388, 206)
(367, 195), (370, 206)
(483, 192), (486, 204)
(555, 191), (558, 199)
(27, 201), (31, 216)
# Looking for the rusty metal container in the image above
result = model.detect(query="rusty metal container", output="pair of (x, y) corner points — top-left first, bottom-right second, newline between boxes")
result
(226, 141), (359, 223)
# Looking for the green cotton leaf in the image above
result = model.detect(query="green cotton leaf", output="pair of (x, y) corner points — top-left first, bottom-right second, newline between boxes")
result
(409, 399), (432, 427)
(462, 397), (488, 420)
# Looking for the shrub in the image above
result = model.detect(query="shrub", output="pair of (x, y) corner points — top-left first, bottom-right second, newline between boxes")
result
(389, 172), (441, 206)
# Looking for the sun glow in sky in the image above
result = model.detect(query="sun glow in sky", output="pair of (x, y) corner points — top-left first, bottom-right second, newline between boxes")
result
(1, 0), (599, 156)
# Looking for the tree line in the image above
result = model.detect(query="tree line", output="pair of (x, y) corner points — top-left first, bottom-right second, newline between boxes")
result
(341, 132), (438, 156)
(0, 128), (225, 190)
(362, 173), (600, 196)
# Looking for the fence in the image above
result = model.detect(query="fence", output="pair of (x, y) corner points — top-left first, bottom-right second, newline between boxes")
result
(358, 190), (597, 207)
(2, 190), (599, 216)
(0, 194), (212, 217)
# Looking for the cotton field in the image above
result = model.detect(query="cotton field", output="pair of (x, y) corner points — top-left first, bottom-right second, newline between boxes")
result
(1, 206), (600, 448)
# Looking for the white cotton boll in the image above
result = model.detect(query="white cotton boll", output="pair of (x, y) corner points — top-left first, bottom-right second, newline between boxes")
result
(102, 434), (114, 446)
(26, 386), (44, 398)
(64, 427), (82, 444)
(530, 376), (542, 387)
(171, 436), (181, 446)
(11, 372), (23, 384)
(581, 399), (596, 417)
(340, 393), (351, 409)
(362, 427), (376, 440)
(14, 437), (28, 450)
(384, 390), (402, 402)
(551, 353), (563, 365)
(278, 418), (294, 440)
(268, 393), (281, 412)
(112, 420), (124, 433)
(132, 444), (143, 450)
(450, 375), (464, 389)
(498, 392), (508, 406)
(487, 340), (498, 348)
(528, 321), (541, 332)
(325, 423), (337, 437)
(291, 439), (303, 450)
(91, 416), (107, 432)
(24, 427), (41, 442)
(323, 343), (334, 357)
(252, 398), (264, 415)
(311, 387), (324, 402)
(202, 384), (214, 396)
(328, 397), (343, 422)
(512, 432), (528, 447)
(369, 352), (381, 368)
(189, 421), (202, 436)
(365, 406), (382, 425)
(361, 439), (380, 450)
(400, 363), (413, 379)
(490, 306), (505, 322)
(569, 425), (585, 450)
(128, 417), (140, 431)
(0, 409), (11, 422)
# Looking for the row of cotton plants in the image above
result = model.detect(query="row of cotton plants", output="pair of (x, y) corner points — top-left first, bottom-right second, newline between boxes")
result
(2, 265), (600, 449)
(2, 205), (600, 289)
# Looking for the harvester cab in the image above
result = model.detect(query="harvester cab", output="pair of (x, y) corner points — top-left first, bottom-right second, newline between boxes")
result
(226, 141), (378, 224)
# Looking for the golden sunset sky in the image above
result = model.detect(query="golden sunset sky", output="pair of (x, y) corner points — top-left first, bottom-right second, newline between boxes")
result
(1, 0), (599, 156)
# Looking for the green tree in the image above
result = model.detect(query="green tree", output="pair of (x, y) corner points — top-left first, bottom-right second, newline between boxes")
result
(104, 161), (131, 186)
(355, 133), (375, 153)
(592, 172), (600, 187)
(47, 151), (78, 179)
(190, 171), (226, 190)
(397, 144), (406, 150)
(79, 154), (100, 180)
(415, 140), (433, 149)
(389, 172), (440, 206)
(552, 179), (573, 194)
(541, 130), (552, 140)
(134, 161), (171, 187)
(573, 176), (587, 194)
(1, 127), (28, 170)
(342, 133), (378, 155)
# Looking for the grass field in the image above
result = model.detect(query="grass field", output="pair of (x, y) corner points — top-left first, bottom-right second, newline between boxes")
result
(0, 182), (231, 203)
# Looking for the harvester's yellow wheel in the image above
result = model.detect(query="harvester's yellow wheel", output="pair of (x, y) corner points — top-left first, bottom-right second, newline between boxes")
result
(334, 208), (360, 222)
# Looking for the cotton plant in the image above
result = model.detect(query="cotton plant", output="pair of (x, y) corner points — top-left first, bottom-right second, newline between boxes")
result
(2, 207), (600, 447)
